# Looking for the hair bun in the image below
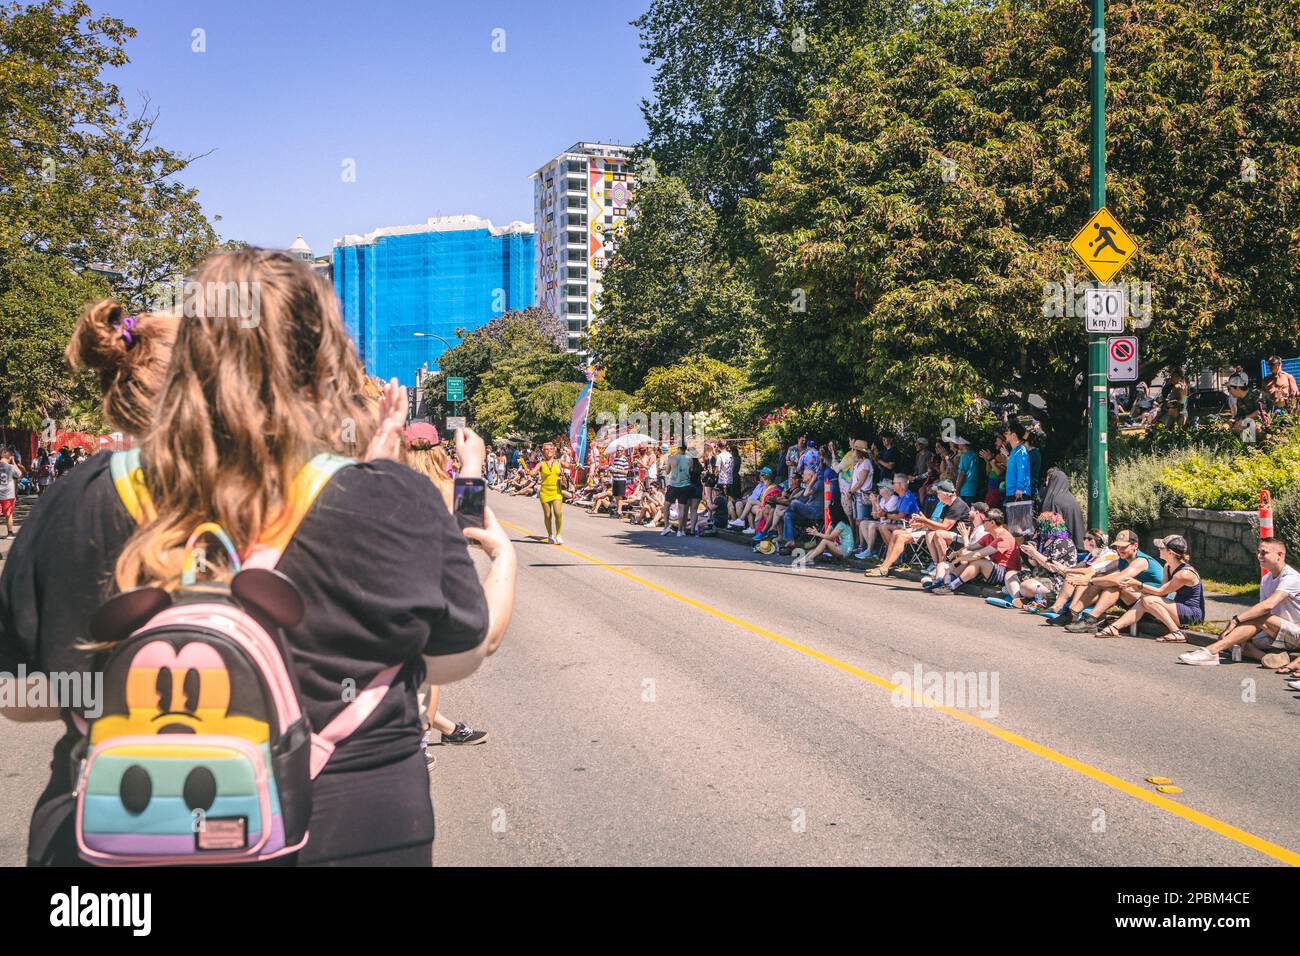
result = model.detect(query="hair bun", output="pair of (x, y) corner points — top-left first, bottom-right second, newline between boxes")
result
(67, 299), (130, 375)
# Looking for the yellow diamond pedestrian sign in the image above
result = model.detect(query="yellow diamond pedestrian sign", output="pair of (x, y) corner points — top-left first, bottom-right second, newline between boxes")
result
(1070, 208), (1137, 283)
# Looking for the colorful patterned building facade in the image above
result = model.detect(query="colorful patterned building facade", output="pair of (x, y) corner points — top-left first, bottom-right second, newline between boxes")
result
(531, 142), (636, 352)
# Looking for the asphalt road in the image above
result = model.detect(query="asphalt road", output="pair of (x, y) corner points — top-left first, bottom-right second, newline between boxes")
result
(2, 491), (1297, 867)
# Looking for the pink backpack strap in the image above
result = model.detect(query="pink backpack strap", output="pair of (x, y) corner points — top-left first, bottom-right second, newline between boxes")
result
(309, 663), (403, 779)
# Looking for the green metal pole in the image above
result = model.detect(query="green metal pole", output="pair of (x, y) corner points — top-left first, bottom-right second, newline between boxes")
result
(1087, 0), (1109, 533)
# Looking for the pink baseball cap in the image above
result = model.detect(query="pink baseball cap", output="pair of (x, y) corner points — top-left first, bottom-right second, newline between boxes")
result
(405, 422), (441, 446)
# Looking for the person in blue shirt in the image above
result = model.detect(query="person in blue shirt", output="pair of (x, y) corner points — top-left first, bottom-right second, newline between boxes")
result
(1003, 421), (1032, 502)
(954, 436), (980, 502)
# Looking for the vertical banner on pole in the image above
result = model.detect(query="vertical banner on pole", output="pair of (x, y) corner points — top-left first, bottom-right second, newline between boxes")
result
(569, 366), (596, 477)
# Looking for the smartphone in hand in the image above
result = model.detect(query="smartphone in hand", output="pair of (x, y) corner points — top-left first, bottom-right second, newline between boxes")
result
(453, 477), (487, 528)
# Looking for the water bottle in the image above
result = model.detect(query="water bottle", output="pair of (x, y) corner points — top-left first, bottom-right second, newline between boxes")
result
(1231, 644), (1242, 663)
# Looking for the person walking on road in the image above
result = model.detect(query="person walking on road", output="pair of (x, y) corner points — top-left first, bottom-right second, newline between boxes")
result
(527, 441), (565, 544)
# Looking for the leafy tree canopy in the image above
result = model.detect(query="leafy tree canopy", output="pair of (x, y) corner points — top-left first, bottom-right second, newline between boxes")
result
(0, 0), (222, 429)
(594, 176), (760, 391)
(743, 0), (1300, 451)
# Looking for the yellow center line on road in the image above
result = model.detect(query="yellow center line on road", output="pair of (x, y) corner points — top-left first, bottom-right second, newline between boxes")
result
(502, 517), (1300, 866)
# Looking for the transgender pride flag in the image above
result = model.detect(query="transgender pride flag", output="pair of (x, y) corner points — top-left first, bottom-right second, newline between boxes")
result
(569, 366), (597, 467)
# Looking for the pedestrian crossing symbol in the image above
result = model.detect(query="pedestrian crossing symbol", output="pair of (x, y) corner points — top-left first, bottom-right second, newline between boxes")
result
(1070, 208), (1137, 283)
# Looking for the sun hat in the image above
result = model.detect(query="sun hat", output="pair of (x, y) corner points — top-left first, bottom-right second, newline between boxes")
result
(915, 437), (929, 446)
(950, 436), (969, 445)
(758, 466), (774, 476)
(755, 538), (776, 555)
(1112, 529), (1140, 547)
(934, 479), (956, 494)
(1227, 372), (1250, 389)
(876, 479), (893, 490)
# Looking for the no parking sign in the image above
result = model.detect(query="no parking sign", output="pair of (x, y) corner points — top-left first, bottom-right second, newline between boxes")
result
(1107, 336), (1138, 381)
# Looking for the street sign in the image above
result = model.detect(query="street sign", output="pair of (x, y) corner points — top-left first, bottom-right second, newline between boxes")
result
(1070, 207), (1137, 283)
(1084, 285), (1127, 333)
(445, 377), (464, 403)
(445, 415), (466, 432)
(1107, 336), (1138, 381)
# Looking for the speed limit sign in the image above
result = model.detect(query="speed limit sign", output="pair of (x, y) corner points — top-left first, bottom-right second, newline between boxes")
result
(1107, 336), (1138, 381)
(1085, 285), (1127, 333)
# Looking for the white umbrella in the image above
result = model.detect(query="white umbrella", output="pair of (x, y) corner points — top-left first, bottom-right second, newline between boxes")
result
(604, 432), (654, 453)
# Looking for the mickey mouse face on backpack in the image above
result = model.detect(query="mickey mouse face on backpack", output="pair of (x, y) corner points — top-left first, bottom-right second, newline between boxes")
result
(88, 569), (305, 748)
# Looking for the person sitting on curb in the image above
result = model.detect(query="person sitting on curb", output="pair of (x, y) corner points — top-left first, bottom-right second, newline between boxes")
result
(1179, 538), (1300, 666)
(854, 479), (899, 559)
(729, 468), (771, 532)
(1062, 529), (1164, 633)
(929, 508), (1020, 595)
(1046, 530), (1120, 626)
(1006, 511), (1078, 611)
(920, 480), (972, 572)
(867, 479), (968, 579)
(927, 501), (990, 589)
(1093, 535), (1203, 641)
(793, 500), (855, 565)
(861, 474), (921, 577)
(779, 469), (823, 554)
(757, 470), (801, 542)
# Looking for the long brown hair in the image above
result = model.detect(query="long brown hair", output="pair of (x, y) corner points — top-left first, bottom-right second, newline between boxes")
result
(66, 300), (178, 436)
(114, 248), (376, 589)
(404, 443), (453, 509)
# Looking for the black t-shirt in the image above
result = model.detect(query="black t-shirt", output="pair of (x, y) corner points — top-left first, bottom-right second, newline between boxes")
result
(878, 446), (899, 481)
(0, 452), (489, 825)
(939, 495), (971, 526)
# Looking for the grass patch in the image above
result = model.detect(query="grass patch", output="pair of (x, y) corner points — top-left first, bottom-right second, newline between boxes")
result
(1200, 576), (1260, 598)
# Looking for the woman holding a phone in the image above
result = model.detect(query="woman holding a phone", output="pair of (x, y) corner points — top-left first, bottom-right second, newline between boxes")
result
(527, 441), (565, 544)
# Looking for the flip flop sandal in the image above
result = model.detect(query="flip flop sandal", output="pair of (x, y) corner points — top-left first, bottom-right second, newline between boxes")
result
(1156, 631), (1188, 643)
(985, 596), (1017, 608)
(1094, 625), (1124, 639)
(863, 567), (890, 577)
(1038, 610), (1061, 620)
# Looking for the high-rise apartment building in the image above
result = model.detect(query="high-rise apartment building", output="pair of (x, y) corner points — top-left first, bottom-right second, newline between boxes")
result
(531, 142), (636, 351)
(333, 215), (534, 385)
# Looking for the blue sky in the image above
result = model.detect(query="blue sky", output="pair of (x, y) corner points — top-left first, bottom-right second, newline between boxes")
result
(87, 0), (654, 256)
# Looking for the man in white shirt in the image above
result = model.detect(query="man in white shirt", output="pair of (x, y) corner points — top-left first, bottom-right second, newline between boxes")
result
(1179, 539), (1300, 666)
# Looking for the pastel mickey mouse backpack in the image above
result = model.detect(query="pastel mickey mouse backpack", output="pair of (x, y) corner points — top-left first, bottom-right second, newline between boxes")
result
(70, 449), (401, 866)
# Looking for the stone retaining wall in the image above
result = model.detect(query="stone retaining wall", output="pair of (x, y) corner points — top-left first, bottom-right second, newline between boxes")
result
(1146, 508), (1259, 577)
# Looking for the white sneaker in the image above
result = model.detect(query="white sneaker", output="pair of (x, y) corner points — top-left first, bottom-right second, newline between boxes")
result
(554, 534), (563, 545)
(1178, 648), (1220, 666)
(1288, 679), (1300, 692)
(546, 535), (555, 544)
(660, 526), (673, 536)
(676, 530), (685, 537)
(727, 518), (744, 527)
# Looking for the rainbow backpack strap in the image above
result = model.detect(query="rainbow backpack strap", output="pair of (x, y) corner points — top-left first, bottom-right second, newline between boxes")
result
(242, 453), (357, 570)
(109, 450), (357, 565)
(108, 448), (157, 524)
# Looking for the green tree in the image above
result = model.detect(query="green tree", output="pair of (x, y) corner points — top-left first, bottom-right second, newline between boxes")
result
(595, 176), (759, 390)
(636, 354), (745, 415)
(424, 307), (570, 425)
(634, 0), (912, 251)
(744, 0), (1300, 454)
(0, 0), (221, 428)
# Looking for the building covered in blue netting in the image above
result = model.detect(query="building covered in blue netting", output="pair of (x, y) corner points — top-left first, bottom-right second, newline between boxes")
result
(333, 215), (534, 385)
